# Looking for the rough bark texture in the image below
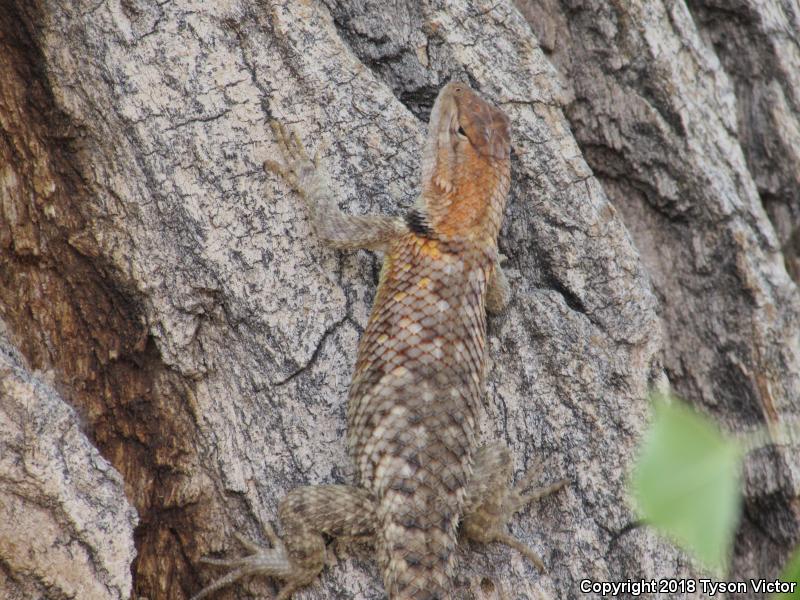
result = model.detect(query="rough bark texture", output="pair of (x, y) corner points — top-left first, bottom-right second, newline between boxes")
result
(0, 324), (138, 600)
(516, 0), (800, 582)
(0, 1), (797, 599)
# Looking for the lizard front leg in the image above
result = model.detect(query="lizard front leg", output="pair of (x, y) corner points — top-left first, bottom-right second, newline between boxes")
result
(486, 255), (511, 314)
(192, 485), (376, 600)
(461, 444), (567, 572)
(265, 121), (404, 252)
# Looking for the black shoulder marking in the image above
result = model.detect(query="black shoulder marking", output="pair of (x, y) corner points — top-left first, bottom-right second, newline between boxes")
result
(405, 209), (433, 237)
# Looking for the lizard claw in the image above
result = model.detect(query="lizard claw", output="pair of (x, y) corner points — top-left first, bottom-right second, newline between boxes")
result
(510, 465), (569, 513)
(264, 157), (287, 177)
(488, 531), (546, 573)
(191, 527), (297, 600)
(264, 120), (318, 194)
(514, 478), (569, 511)
(463, 452), (568, 575)
(494, 470), (568, 572)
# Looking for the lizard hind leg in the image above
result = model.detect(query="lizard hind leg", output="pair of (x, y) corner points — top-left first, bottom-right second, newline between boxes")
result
(461, 444), (567, 572)
(192, 484), (376, 600)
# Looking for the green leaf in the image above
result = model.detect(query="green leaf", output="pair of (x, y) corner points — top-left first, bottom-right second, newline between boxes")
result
(773, 546), (800, 599)
(631, 394), (743, 574)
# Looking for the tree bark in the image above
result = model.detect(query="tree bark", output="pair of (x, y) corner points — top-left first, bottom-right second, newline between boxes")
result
(0, 1), (797, 599)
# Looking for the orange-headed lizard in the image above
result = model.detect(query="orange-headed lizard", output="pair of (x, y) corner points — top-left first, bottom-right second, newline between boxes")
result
(192, 82), (566, 600)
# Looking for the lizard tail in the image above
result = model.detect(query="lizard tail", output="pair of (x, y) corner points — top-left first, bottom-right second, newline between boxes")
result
(375, 420), (472, 600)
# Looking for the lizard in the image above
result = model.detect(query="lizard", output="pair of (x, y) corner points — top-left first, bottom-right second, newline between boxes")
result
(192, 81), (566, 600)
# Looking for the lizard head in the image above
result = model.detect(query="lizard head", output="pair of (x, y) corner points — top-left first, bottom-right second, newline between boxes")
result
(418, 81), (511, 241)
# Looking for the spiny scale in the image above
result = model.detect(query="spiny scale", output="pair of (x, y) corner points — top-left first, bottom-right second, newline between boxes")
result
(349, 234), (492, 597)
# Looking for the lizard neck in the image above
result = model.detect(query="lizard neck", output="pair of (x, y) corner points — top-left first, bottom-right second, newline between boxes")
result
(407, 153), (510, 247)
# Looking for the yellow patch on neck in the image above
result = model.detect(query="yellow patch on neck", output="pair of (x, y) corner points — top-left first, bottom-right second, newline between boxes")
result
(416, 238), (442, 259)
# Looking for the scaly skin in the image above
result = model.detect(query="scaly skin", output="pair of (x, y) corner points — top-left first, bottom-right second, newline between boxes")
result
(192, 82), (566, 600)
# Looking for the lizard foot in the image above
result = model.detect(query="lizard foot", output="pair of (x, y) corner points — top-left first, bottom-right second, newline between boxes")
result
(487, 467), (568, 572)
(463, 445), (568, 573)
(191, 525), (306, 600)
(264, 120), (321, 194)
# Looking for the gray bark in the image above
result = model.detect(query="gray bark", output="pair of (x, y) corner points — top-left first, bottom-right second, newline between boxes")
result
(516, 0), (800, 579)
(0, 323), (138, 600)
(0, 1), (797, 599)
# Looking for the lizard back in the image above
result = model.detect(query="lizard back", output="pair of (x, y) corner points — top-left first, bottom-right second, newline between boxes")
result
(348, 232), (493, 598)
(346, 81), (511, 600)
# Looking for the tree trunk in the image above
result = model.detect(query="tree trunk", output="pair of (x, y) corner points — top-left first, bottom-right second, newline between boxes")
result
(0, 1), (797, 599)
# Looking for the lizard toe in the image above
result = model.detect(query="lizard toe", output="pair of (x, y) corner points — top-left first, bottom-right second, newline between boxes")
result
(191, 537), (302, 600)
